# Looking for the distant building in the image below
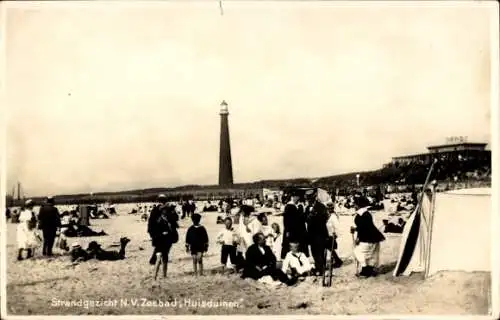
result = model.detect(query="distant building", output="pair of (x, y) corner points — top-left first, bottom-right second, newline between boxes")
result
(389, 139), (490, 166)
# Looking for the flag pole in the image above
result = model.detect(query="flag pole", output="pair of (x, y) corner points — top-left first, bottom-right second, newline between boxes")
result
(219, 0), (224, 15)
(393, 158), (437, 276)
(424, 181), (438, 278)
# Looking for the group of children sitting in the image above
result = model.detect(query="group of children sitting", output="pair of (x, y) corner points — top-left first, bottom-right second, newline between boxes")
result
(184, 212), (313, 286)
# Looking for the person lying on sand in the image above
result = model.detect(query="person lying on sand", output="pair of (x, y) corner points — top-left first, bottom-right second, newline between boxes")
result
(63, 221), (107, 237)
(70, 242), (91, 262)
(69, 237), (131, 263)
(87, 237), (131, 261)
(382, 218), (405, 234)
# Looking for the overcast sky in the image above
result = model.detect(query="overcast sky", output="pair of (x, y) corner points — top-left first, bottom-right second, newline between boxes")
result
(4, 1), (495, 196)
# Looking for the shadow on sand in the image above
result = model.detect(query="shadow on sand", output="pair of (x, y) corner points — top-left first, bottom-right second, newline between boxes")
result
(178, 266), (239, 277)
(378, 261), (397, 275)
(176, 253), (217, 262)
(10, 276), (73, 287)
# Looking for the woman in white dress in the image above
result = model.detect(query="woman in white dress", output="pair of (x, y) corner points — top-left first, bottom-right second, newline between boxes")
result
(237, 213), (262, 258)
(17, 199), (41, 260)
(270, 222), (283, 263)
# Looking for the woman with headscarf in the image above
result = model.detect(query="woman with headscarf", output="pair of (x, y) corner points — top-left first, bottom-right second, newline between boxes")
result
(350, 195), (385, 278)
(17, 199), (41, 260)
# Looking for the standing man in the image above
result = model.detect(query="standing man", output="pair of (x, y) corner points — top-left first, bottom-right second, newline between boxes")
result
(281, 190), (308, 260)
(181, 201), (188, 220)
(305, 194), (330, 275)
(188, 200), (196, 217)
(38, 196), (61, 256)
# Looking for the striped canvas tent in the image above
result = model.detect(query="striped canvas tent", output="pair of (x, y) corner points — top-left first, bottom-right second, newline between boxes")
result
(393, 187), (491, 277)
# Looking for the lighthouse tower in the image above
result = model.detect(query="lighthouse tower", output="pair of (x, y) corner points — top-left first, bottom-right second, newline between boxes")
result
(218, 100), (234, 186)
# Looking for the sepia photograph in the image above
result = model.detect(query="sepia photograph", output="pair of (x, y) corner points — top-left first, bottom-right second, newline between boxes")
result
(1, 0), (498, 317)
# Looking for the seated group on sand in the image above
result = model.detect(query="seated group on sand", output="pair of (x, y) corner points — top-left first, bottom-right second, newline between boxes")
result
(214, 210), (315, 286)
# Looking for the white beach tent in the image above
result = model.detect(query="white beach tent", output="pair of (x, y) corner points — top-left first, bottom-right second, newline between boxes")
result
(393, 187), (491, 277)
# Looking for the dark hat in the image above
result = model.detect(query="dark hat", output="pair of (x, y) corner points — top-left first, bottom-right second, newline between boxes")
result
(287, 234), (301, 244)
(353, 195), (371, 208)
(240, 204), (255, 215)
(257, 212), (267, 221)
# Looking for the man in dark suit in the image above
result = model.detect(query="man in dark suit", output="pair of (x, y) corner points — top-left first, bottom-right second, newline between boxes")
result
(305, 195), (330, 275)
(38, 196), (61, 256)
(242, 232), (295, 285)
(281, 190), (308, 259)
(188, 200), (196, 217)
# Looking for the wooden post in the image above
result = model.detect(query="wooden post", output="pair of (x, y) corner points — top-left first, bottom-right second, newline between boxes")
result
(79, 205), (90, 226)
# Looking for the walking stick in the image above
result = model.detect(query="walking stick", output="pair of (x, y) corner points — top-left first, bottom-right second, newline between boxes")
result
(322, 245), (328, 286)
(322, 202), (337, 287)
(351, 230), (359, 276)
(54, 231), (61, 251)
(153, 252), (162, 280)
(322, 235), (336, 287)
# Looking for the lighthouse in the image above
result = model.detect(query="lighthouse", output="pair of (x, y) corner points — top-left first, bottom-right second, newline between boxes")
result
(218, 100), (234, 186)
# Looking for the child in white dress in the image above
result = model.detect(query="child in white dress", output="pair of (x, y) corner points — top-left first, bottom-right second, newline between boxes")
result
(17, 200), (41, 260)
